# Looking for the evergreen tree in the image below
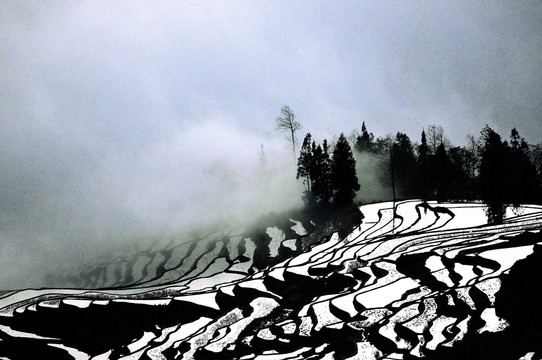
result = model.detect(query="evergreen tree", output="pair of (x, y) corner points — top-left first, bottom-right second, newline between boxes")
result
(297, 134), (334, 205)
(417, 129), (431, 199)
(331, 133), (360, 206)
(373, 134), (394, 197)
(465, 134), (479, 199)
(312, 140), (332, 203)
(479, 125), (507, 223)
(448, 146), (470, 200)
(392, 132), (417, 199)
(530, 143), (542, 181)
(432, 143), (452, 202)
(322, 140), (333, 202)
(506, 128), (539, 205)
(297, 133), (314, 192)
(354, 121), (375, 153)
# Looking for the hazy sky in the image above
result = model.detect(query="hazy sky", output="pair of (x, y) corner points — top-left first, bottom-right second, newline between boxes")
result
(1, 1), (541, 288)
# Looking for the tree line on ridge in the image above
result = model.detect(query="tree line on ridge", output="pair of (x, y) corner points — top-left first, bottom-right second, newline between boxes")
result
(276, 106), (542, 223)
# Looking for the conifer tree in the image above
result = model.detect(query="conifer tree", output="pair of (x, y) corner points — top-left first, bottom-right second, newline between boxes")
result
(297, 133), (313, 192)
(479, 125), (507, 223)
(392, 132), (417, 199)
(433, 143), (452, 202)
(417, 129), (431, 199)
(331, 133), (360, 206)
(448, 146), (470, 200)
(312, 140), (332, 203)
(354, 121), (375, 153)
(531, 143), (542, 181)
(506, 128), (539, 206)
(465, 134), (478, 199)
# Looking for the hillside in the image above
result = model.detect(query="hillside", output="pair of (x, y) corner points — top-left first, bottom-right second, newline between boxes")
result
(1, 200), (542, 359)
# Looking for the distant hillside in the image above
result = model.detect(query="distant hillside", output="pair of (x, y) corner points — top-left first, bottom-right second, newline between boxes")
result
(42, 203), (361, 290)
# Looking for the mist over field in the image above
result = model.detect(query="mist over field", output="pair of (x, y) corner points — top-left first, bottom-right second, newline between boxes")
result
(0, 123), (304, 289)
(1, 1), (541, 289)
(354, 152), (391, 204)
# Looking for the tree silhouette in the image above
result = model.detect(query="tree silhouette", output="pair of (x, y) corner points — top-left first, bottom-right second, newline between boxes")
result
(392, 132), (417, 199)
(506, 128), (539, 206)
(417, 129), (431, 199)
(448, 146), (470, 200)
(312, 139), (332, 203)
(479, 125), (507, 223)
(354, 121), (375, 153)
(331, 133), (360, 206)
(297, 134), (333, 205)
(297, 133), (314, 192)
(531, 144), (542, 178)
(275, 106), (302, 162)
(465, 134), (479, 199)
(296, 122), (541, 214)
(432, 143), (452, 202)
(426, 124), (450, 154)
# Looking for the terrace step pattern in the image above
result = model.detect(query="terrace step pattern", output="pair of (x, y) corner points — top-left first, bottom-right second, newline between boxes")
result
(1, 201), (542, 359)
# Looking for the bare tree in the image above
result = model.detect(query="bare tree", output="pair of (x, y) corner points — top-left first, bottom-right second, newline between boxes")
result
(427, 125), (451, 154)
(275, 105), (302, 162)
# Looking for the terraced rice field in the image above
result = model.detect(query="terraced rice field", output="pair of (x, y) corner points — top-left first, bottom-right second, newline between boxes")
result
(1, 200), (541, 359)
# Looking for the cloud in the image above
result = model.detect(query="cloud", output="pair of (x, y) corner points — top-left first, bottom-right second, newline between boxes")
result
(1, 0), (541, 288)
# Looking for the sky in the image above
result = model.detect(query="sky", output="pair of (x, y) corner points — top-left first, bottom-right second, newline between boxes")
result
(1, 1), (541, 289)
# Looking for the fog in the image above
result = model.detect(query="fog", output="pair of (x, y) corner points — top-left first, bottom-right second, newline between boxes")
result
(355, 152), (392, 204)
(0, 116), (303, 288)
(1, 1), (541, 289)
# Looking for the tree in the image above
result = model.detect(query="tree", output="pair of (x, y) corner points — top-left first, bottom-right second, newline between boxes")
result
(259, 144), (266, 168)
(372, 134), (395, 200)
(478, 126), (542, 222)
(506, 128), (539, 206)
(392, 132), (417, 199)
(426, 124), (450, 154)
(354, 121), (375, 153)
(297, 133), (314, 192)
(331, 133), (360, 206)
(448, 146), (470, 200)
(374, 134), (394, 155)
(432, 143), (453, 202)
(417, 129), (431, 199)
(297, 135), (333, 205)
(531, 143), (542, 203)
(478, 125), (507, 223)
(275, 105), (302, 162)
(312, 139), (332, 203)
(465, 134), (478, 199)
(530, 143), (542, 179)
